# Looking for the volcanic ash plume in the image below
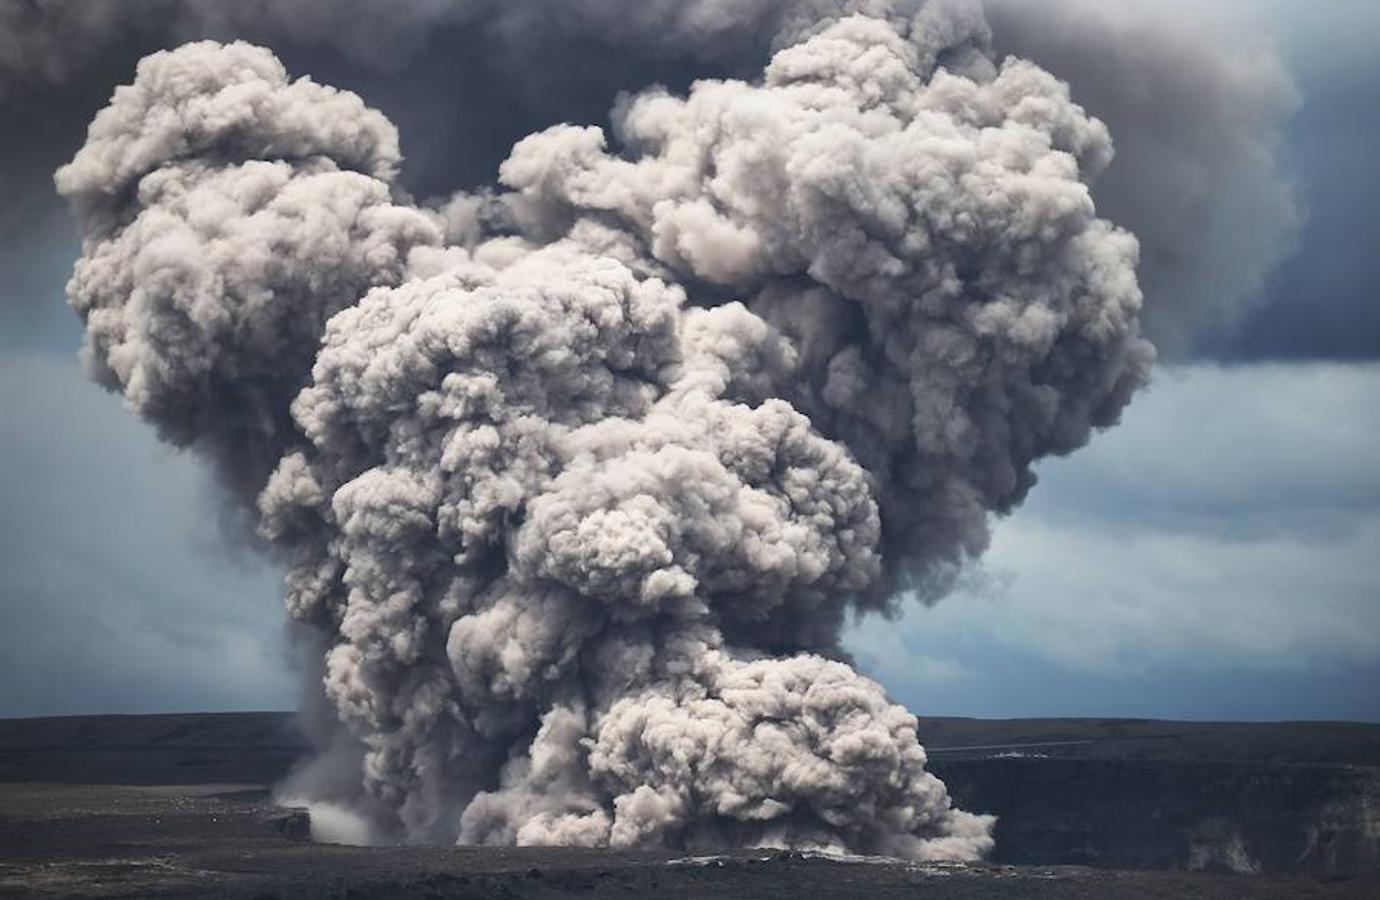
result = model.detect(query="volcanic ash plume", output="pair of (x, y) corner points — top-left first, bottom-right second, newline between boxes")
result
(56, 2), (1153, 857)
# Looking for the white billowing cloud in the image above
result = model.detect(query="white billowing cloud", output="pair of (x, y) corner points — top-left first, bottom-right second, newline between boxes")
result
(50, 3), (1164, 857)
(52, 41), (441, 498)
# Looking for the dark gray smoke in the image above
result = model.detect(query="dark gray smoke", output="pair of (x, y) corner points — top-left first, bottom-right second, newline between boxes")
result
(985, 0), (1300, 353)
(12, 0), (1301, 343)
(55, 0), (1166, 856)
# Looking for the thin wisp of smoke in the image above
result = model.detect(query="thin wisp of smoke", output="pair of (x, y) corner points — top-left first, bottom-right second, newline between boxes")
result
(55, 0), (1157, 857)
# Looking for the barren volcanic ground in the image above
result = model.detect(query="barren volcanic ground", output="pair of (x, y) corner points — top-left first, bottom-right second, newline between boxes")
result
(1, 713), (1378, 898)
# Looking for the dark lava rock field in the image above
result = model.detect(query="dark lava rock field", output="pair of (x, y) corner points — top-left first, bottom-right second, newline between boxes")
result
(2, 712), (1377, 897)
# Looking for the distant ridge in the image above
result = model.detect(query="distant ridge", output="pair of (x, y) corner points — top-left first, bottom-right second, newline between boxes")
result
(4, 712), (1379, 784)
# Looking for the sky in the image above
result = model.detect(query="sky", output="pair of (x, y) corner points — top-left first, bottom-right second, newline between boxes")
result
(1, 0), (1377, 722)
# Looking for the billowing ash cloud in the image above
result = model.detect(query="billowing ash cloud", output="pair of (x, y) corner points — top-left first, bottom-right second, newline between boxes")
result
(54, 42), (441, 495)
(12, 0), (1301, 343)
(56, 1), (1155, 856)
(984, 0), (1300, 353)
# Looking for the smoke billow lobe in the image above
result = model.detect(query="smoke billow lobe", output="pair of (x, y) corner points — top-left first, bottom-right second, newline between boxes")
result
(56, 0), (1155, 857)
(54, 42), (441, 495)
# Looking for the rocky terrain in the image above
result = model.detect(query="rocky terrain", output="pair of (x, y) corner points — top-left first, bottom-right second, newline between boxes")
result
(922, 717), (1380, 875)
(1, 712), (1377, 897)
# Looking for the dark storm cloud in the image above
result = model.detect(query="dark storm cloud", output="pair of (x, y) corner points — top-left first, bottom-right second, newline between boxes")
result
(849, 362), (1380, 719)
(1206, 65), (1380, 360)
(0, 353), (291, 717)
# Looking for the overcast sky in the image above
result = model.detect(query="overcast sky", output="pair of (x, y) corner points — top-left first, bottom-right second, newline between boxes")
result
(1, 0), (1376, 721)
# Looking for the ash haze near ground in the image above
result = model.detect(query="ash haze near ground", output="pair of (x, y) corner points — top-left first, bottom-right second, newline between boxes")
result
(2, 0), (1379, 855)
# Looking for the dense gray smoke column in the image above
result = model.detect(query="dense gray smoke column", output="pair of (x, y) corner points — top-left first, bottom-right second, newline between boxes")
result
(53, 42), (442, 495)
(984, 0), (1299, 352)
(56, 0), (1153, 856)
